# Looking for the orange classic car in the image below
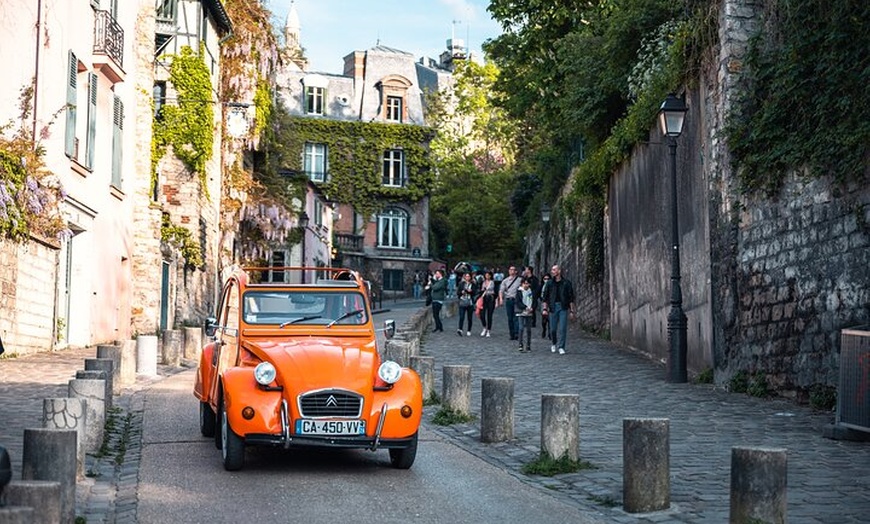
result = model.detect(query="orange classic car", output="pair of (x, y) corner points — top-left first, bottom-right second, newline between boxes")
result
(193, 266), (422, 471)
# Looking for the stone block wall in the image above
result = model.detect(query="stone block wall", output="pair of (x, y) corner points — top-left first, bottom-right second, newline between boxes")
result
(0, 239), (59, 355)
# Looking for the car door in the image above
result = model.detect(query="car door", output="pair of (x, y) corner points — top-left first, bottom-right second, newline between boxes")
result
(210, 279), (241, 405)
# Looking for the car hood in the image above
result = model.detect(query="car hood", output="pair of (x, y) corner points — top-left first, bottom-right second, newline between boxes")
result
(243, 337), (377, 391)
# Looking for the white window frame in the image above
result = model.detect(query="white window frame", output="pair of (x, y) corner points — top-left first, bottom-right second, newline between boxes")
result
(386, 95), (402, 122)
(304, 142), (327, 182)
(306, 86), (324, 115)
(377, 208), (408, 249)
(382, 149), (404, 187)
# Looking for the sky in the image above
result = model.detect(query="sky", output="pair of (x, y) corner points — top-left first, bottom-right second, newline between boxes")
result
(264, 0), (504, 74)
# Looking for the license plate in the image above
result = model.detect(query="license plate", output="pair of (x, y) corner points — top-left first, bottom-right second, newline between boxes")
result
(295, 419), (366, 436)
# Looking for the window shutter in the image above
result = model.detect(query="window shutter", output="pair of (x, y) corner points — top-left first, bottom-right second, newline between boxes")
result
(65, 51), (77, 158)
(111, 96), (123, 188)
(85, 73), (98, 169)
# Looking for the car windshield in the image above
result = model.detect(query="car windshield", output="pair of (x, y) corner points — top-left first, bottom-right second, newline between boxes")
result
(242, 290), (369, 326)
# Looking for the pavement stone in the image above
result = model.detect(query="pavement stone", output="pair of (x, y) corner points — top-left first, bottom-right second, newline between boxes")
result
(1, 298), (867, 523)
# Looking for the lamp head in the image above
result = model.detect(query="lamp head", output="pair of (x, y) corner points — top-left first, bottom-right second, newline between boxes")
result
(298, 211), (309, 228)
(541, 203), (551, 224)
(659, 93), (688, 138)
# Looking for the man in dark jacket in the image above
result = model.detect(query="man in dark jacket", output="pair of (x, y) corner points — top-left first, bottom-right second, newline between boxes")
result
(426, 269), (448, 332)
(540, 265), (575, 355)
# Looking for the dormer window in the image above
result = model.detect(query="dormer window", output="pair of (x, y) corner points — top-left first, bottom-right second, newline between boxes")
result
(378, 74), (412, 123)
(301, 74), (329, 116)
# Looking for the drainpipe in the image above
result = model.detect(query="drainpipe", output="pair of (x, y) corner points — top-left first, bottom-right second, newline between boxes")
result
(31, 0), (43, 144)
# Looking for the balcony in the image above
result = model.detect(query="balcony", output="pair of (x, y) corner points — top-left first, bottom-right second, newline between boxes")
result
(335, 233), (364, 253)
(92, 10), (125, 83)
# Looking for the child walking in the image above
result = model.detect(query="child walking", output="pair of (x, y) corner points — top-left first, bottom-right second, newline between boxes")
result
(516, 278), (536, 352)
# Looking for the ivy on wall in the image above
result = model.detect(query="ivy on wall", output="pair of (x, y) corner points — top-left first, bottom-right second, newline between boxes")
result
(160, 213), (203, 267)
(281, 117), (436, 221)
(152, 46), (214, 197)
(725, 0), (869, 193)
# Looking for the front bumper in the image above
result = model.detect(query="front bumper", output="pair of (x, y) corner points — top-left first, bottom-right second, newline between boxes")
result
(244, 433), (416, 449)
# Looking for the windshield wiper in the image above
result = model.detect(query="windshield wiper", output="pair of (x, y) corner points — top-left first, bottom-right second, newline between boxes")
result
(280, 315), (322, 328)
(326, 309), (365, 328)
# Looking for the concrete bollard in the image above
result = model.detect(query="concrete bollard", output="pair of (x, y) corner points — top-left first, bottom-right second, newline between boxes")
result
(480, 377), (514, 443)
(118, 339), (137, 387)
(84, 358), (115, 409)
(161, 329), (183, 367)
(541, 394), (580, 461)
(136, 334), (158, 376)
(383, 339), (412, 367)
(21, 428), (76, 524)
(623, 418), (670, 513)
(96, 345), (122, 394)
(4, 479), (62, 524)
(68, 378), (106, 452)
(730, 446), (788, 524)
(76, 369), (111, 412)
(410, 356), (434, 401)
(183, 326), (202, 362)
(442, 365), (472, 415)
(0, 506), (35, 524)
(41, 398), (87, 479)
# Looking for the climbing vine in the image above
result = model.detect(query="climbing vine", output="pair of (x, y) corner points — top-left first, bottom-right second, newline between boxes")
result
(152, 46), (214, 196)
(282, 117), (436, 221)
(160, 213), (203, 267)
(725, 0), (869, 193)
(0, 86), (68, 243)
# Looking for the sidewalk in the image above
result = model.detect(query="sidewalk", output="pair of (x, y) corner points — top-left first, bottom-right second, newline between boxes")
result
(420, 300), (870, 523)
(1, 299), (867, 522)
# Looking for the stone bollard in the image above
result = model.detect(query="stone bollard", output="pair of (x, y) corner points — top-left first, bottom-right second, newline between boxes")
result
(480, 377), (514, 443)
(161, 329), (183, 367)
(21, 428), (76, 524)
(84, 358), (114, 409)
(96, 345), (122, 394)
(383, 339), (412, 367)
(42, 398), (87, 479)
(4, 479), (62, 523)
(76, 369), (111, 413)
(541, 394), (580, 461)
(68, 377), (106, 452)
(730, 447), (788, 524)
(183, 326), (202, 362)
(0, 506), (34, 524)
(442, 365), (472, 415)
(118, 339), (137, 387)
(136, 334), (158, 377)
(410, 356), (434, 401)
(623, 418), (670, 513)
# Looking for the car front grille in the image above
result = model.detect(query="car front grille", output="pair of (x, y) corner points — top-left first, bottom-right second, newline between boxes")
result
(298, 390), (363, 418)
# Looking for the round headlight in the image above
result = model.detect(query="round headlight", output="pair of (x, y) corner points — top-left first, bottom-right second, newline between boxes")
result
(254, 362), (276, 385)
(377, 361), (402, 384)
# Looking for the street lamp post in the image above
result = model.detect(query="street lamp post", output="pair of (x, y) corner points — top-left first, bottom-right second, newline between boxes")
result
(541, 203), (551, 270)
(659, 93), (688, 383)
(299, 211), (309, 283)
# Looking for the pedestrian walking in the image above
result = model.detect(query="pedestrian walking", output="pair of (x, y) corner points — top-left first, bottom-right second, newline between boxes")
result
(541, 264), (575, 355)
(498, 265), (523, 343)
(413, 270), (423, 299)
(516, 277), (536, 352)
(425, 269), (447, 333)
(539, 273), (554, 341)
(522, 265), (539, 329)
(447, 271), (457, 298)
(478, 270), (497, 337)
(456, 272), (478, 336)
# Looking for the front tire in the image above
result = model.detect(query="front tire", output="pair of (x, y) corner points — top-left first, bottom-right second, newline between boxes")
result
(221, 396), (245, 471)
(200, 401), (216, 438)
(389, 433), (418, 469)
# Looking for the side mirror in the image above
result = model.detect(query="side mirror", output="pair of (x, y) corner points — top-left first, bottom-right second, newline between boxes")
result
(204, 317), (218, 337)
(0, 445), (11, 499)
(383, 319), (396, 339)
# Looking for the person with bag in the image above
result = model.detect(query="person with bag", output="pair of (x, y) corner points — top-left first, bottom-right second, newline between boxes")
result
(425, 269), (447, 332)
(516, 277), (536, 353)
(498, 265), (523, 344)
(478, 271), (497, 337)
(455, 272), (478, 336)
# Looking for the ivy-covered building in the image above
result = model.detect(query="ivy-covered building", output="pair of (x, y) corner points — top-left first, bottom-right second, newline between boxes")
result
(274, 8), (457, 297)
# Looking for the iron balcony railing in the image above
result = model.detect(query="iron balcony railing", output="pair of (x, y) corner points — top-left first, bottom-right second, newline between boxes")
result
(335, 233), (364, 253)
(93, 10), (124, 69)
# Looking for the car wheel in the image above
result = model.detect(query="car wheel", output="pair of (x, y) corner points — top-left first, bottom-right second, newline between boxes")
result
(221, 396), (245, 471)
(389, 432), (418, 469)
(200, 401), (216, 438)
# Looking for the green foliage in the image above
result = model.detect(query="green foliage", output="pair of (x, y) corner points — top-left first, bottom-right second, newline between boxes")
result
(521, 452), (595, 476)
(809, 384), (836, 411)
(696, 368), (714, 384)
(160, 213), (204, 268)
(423, 390), (441, 406)
(152, 46), (215, 196)
(729, 370), (749, 393)
(280, 117), (435, 221)
(431, 407), (475, 425)
(729, 370), (770, 397)
(725, 0), (870, 193)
